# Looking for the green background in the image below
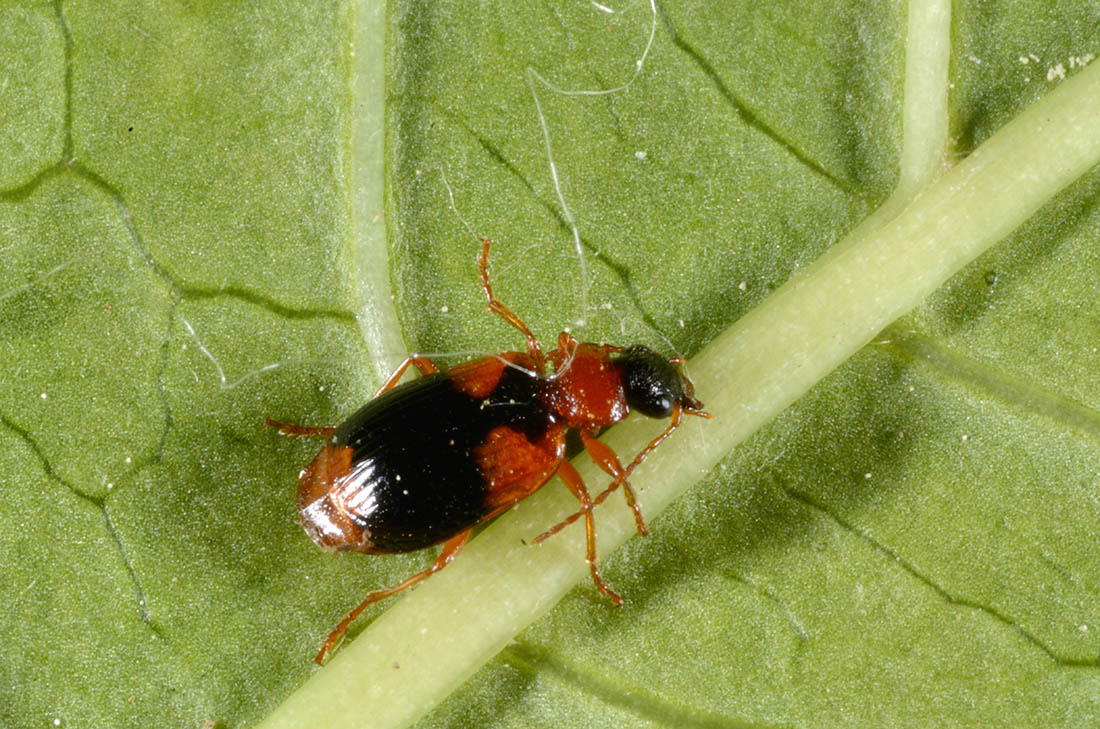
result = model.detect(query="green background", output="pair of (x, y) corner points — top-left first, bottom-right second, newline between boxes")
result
(2, 1), (1099, 727)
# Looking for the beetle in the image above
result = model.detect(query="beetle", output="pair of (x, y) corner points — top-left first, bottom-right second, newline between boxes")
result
(269, 238), (710, 664)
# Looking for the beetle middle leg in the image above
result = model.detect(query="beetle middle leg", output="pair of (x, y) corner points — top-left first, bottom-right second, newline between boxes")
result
(264, 420), (337, 437)
(267, 357), (439, 438)
(477, 237), (545, 372)
(553, 460), (623, 606)
(374, 354), (439, 395)
(314, 529), (471, 665)
(578, 430), (649, 537)
(533, 404), (687, 545)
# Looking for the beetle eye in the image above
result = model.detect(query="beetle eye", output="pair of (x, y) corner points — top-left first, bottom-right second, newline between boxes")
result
(618, 346), (683, 418)
(626, 386), (674, 418)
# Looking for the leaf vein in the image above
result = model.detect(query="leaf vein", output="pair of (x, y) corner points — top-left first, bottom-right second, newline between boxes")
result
(0, 414), (165, 639)
(784, 487), (1099, 669)
(880, 327), (1100, 442)
(654, 1), (858, 196)
(503, 643), (782, 729)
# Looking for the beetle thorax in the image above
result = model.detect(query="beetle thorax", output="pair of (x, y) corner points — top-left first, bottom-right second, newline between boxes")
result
(542, 343), (628, 429)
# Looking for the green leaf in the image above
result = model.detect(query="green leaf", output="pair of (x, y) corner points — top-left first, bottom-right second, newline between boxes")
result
(3, 2), (1099, 729)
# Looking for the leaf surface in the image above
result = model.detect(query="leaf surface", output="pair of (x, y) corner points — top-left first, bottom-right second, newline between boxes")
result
(2, 2), (1099, 728)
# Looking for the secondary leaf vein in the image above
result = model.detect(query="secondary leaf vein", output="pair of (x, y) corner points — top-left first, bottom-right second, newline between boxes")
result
(880, 328), (1100, 442)
(784, 487), (1098, 668)
(654, 1), (857, 196)
(450, 115), (667, 338)
(0, 414), (165, 638)
(504, 643), (782, 729)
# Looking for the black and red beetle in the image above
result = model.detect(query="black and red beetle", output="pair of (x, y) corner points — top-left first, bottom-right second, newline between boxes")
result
(269, 238), (710, 664)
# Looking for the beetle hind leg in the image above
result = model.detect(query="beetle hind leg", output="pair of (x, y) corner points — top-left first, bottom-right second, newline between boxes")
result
(314, 529), (471, 665)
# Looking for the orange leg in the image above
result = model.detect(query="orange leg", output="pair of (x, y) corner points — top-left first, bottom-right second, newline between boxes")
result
(268, 356), (439, 437)
(478, 238), (544, 372)
(533, 404), (687, 545)
(374, 354), (439, 396)
(264, 419), (337, 437)
(553, 460), (623, 606)
(579, 431), (649, 537)
(315, 529), (471, 665)
(548, 331), (579, 371)
(547, 331), (624, 374)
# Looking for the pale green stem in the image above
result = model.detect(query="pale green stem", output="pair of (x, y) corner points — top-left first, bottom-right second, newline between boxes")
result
(259, 26), (1100, 729)
(845, 0), (951, 239)
(897, 0), (952, 194)
(349, 0), (406, 381)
